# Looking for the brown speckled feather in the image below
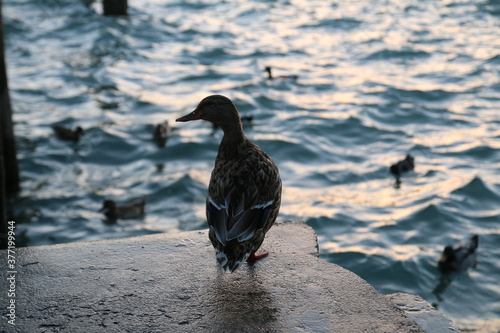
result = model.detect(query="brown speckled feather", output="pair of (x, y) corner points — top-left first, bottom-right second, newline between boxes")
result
(176, 95), (282, 272)
(207, 136), (281, 271)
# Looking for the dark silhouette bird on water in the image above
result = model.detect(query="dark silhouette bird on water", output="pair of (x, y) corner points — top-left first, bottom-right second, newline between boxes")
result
(99, 198), (146, 220)
(153, 121), (171, 145)
(176, 95), (282, 272)
(389, 154), (415, 177)
(264, 66), (298, 80)
(241, 115), (254, 125)
(52, 124), (85, 142)
(438, 235), (478, 274)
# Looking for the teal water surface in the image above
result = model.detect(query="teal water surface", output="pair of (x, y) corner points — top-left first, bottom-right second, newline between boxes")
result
(4, 0), (500, 330)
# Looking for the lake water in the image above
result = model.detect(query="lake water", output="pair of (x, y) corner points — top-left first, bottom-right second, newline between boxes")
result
(4, 0), (500, 330)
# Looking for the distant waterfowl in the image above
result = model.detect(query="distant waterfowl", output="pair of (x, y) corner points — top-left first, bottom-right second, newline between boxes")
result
(99, 198), (146, 220)
(389, 154), (415, 177)
(242, 115), (254, 125)
(438, 235), (478, 274)
(153, 121), (171, 141)
(264, 66), (298, 80)
(52, 124), (85, 142)
(176, 95), (282, 272)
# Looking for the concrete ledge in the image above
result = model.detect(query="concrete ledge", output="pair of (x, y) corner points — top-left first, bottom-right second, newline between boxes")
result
(387, 293), (460, 333)
(1, 220), (431, 332)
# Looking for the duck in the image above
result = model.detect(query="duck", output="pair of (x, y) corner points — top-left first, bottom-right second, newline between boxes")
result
(99, 198), (146, 220)
(438, 235), (478, 274)
(389, 154), (415, 177)
(264, 66), (298, 80)
(153, 121), (171, 142)
(176, 95), (282, 272)
(52, 124), (85, 142)
(241, 115), (254, 124)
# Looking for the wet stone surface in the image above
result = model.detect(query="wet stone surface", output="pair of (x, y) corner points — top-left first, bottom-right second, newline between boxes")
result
(1, 220), (427, 332)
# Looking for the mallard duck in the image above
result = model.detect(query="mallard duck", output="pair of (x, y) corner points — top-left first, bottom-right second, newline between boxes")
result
(99, 198), (146, 220)
(438, 235), (478, 274)
(264, 66), (298, 80)
(153, 121), (171, 141)
(176, 95), (282, 272)
(52, 124), (85, 142)
(389, 154), (415, 176)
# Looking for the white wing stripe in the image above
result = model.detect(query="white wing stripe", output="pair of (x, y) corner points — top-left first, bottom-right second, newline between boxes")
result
(210, 198), (273, 211)
(252, 200), (273, 209)
(209, 197), (225, 211)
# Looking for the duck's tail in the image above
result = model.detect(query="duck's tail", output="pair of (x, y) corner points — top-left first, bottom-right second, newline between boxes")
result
(216, 251), (247, 273)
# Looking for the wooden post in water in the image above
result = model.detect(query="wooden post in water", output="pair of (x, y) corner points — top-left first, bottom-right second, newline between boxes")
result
(103, 0), (128, 16)
(0, 0), (20, 249)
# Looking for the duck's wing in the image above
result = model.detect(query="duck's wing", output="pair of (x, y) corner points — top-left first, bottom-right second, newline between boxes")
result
(207, 140), (281, 247)
(52, 125), (80, 141)
(52, 125), (69, 136)
(117, 199), (146, 218)
(206, 186), (274, 246)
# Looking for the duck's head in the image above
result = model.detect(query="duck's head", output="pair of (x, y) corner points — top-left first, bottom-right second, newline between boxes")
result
(176, 95), (242, 134)
(264, 66), (272, 78)
(154, 122), (168, 136)
(471, 234), (479, 248)
(99, 199), (116, 213)
(75, 127), (85, 135)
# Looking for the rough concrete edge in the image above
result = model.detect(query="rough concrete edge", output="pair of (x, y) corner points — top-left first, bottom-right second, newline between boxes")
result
(387, 293), (461, 333)
(12, 219), (320, 253)
(276, 219), (320, 256)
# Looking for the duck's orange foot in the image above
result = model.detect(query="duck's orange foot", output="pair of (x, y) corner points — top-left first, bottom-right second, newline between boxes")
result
(247, 251), (269, 262)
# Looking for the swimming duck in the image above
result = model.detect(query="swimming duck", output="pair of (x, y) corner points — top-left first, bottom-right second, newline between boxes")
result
(264, 66), (298, 80)
(438, 235), (478, 274)
(52, 124), (85, 142)
(176, 95), (282, 272)
(241, 115), (254, 124)
(153, 121), (171, 141)
(389, 154), (415, 177)
(99, 198), (146, 220)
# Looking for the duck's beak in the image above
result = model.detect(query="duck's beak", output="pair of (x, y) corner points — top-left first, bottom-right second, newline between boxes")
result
(176, 109), (201, 122)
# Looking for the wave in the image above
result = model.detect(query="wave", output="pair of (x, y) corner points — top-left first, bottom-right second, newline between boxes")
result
(363, 48), (431, 61)
(450, 176), (500, 208)
(300, 18), (362, 30)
